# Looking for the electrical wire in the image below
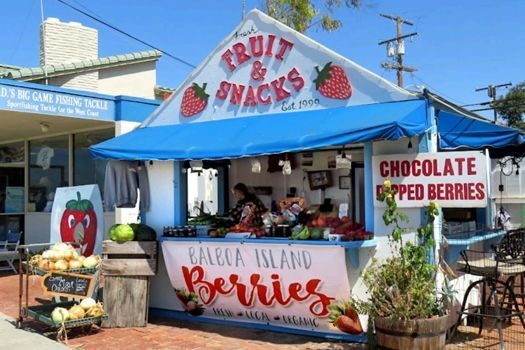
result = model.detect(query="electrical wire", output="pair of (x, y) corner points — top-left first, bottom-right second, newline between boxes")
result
(55, 0), (196, 69)
(410, 73), (468, 106)
(8, 0), (36, 62)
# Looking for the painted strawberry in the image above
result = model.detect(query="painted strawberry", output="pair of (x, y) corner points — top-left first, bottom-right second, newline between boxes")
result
(180, 82), (209, 117)
(335, 315), (363, 334)
(313, 62), (352, 99)
(328, 302), (363, 334)
(59, 191), (97, 256)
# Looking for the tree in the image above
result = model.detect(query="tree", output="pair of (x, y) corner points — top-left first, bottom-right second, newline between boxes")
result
(494, 82), (525, 129)
(264, 0), (360, 34)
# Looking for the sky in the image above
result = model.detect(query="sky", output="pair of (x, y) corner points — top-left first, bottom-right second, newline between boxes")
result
(0, 0), (523, 119)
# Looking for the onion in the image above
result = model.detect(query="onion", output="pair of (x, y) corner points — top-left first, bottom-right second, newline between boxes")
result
(54, 260), (68, 270)
(42, 250), (55, 260)
(51, 307), (69, 324)
(52, 242), (72, 252)
(80, 298), (97, 311)
(68, 304), (85, 320)
(83, 256), (99, 268)
(68, 260), (83, 269)
(63, 250), (75, 262)
(52, 250), (65, 262)
(38, 259), (50, 270)
(48, 261), (56, 271)
(77, 255), (86, 263)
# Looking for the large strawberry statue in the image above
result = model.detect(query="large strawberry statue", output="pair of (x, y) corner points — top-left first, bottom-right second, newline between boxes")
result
(313, 62), (352, 100)
(60, 191), (98, 256)
(180, 82), (209, 117)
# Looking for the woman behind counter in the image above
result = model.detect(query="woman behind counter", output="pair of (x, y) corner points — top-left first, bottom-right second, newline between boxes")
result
(229, 183), (267, 226)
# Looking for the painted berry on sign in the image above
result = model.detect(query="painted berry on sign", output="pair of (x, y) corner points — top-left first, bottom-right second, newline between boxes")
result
(313, 62), (352, 99)
(181, 83), (209, 117)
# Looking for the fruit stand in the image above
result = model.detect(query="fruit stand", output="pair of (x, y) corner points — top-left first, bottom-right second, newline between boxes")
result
(87, 8), (525, 345)
(16, 242), (107, 342)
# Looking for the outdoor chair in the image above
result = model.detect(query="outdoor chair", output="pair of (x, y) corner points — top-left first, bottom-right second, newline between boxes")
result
(497, 228), (525, 307)
(0, 231), (22, 273)
(456, 244), (525, 349)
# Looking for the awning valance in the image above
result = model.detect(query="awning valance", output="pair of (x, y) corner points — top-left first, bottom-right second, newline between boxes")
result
(437, 110), (525, 151)
(90, 99), (429, 160)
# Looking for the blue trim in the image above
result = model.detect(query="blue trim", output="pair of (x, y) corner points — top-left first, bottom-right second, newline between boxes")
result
(442, 230), (506, 265)
(364, 142), (374, 233)
(148, 308), (368, 343)
(115, 96), (160, 123)
(0, 78), (159, 123)
(160, 236), (377, 248)
(115, 95), (161, 105)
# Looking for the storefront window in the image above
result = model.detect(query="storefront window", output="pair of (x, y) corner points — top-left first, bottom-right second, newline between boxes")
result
(73, 129), (113, 198)
(29, 136), (69, 212)
(0, 142), (24, 164)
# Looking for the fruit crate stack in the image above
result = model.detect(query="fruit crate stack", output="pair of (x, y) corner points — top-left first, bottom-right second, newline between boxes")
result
(101, 240), (158, 327)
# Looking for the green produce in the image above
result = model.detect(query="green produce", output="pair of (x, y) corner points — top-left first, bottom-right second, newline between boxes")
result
(216, 227), (229, 238)
(130, 223), (157, 241)
(108, 224), (120, 241)
(110, 224), (135, 242)
(310, 228), (324, 240)
(51, 307), (69, 324)
(291, 225), (304, 235)
(291, 226), (310, 240)
(188, 213), (218, 225)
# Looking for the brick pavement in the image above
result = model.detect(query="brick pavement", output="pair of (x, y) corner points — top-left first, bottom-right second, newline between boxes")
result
(3, 270), (525, 349)
(0, 272), (365, 350)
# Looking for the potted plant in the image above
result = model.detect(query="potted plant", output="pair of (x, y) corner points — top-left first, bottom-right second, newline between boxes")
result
(352, 180), (454, 350)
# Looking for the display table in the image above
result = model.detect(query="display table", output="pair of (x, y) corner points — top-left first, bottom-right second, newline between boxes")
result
(160, 237), (377, 268)
(442, 230), (506, 266)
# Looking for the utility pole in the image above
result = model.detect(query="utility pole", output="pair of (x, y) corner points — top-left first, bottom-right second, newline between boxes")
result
(475, 82), (512, 123)
(378, 14), (418, 88)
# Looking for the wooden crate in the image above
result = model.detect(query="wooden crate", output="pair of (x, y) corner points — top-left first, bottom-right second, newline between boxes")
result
(101, 240), (158, 328)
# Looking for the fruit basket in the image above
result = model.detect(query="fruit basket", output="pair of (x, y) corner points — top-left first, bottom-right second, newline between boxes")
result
(22, 301), (108, 329)
(24, 262), (99, 276)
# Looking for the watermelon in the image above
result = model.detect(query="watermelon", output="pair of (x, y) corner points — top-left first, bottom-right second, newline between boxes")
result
(132, 223), (157, 241)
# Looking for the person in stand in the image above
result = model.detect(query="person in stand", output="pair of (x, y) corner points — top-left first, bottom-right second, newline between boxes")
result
(229, 183), (267, 226)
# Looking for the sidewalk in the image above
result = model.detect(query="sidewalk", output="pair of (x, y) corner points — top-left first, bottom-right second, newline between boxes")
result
(0, 312), (68, 350)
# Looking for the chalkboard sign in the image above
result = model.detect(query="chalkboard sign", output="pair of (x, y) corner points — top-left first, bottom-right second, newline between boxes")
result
(41, 271), (95, 299)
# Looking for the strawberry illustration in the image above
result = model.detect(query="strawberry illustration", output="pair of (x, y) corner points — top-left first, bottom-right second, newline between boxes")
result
(313, 62), (352, 99)
(335, 315), (363, 334)
(328, 302), (363, 334)
(180, 82), (209, 117)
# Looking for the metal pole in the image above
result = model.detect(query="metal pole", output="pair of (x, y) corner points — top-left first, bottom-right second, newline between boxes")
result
(396, 16), (403, 87)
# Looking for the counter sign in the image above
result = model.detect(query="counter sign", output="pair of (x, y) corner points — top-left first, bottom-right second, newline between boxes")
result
(372, 151), (487, 208)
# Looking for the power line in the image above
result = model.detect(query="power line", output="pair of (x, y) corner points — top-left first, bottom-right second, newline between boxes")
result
(410, 73), (468, 106)
(55, 0), (196, 69)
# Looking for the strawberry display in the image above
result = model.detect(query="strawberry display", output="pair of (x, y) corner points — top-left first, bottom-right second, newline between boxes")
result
(228, 224), (266, 237)
(180, 82), (209, 117)
(174, 288), (205, 316)
(328, 302), (363, 334)
(59, 191), (97, 256)
(313, 62), (352, 100)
